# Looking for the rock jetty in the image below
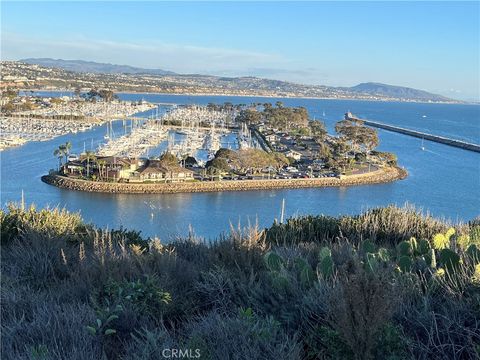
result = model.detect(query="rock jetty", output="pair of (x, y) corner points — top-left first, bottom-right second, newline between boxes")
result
(41, 167), (407, 194)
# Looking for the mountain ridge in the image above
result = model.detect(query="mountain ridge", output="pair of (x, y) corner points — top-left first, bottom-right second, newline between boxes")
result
(20, 58), (176, 76)
(13, 58), (457, 103)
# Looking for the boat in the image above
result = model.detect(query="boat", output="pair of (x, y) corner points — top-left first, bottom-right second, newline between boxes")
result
(421, 137), (425, 151)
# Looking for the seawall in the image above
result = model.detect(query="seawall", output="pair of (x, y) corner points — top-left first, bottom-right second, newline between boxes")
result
(41, 167), (407, 194)
(356, 118), (480, 153)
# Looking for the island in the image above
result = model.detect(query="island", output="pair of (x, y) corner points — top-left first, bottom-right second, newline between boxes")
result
(41, 99), (407, 193)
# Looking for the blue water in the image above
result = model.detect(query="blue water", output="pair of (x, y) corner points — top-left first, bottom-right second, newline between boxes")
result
(1, 94), (479, 240)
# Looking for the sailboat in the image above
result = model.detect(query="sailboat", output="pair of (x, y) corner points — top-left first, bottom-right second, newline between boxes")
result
(104, 121), (114, 140)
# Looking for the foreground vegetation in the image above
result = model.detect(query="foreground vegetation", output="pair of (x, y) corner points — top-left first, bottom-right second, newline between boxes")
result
(1, 205), (479, 359)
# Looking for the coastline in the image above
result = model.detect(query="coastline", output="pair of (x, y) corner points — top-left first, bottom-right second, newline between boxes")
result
(41, 166), (407, 194)
(21, 88), (467, 105)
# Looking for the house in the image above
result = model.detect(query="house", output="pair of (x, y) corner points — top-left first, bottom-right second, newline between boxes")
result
(65, 161), (85, 176)
(265, 133), (279, 144)
(136, 160), (194, 182)
(284, 150), (303, 161)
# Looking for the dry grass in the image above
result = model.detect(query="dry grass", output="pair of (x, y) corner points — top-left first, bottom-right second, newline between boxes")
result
(1, 204), (479, 359)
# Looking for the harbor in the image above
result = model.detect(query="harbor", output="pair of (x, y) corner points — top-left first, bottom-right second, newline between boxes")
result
(0, 97), (155, 150)
(95, 104), (257, 161)
(1, 93), (478, 238)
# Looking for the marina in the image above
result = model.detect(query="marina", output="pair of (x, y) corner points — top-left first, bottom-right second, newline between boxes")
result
(96, 105), (253, 161)
(0, 99), (155, 150)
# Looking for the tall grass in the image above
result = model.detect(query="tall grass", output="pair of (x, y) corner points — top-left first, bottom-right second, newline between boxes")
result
(266, 204), (455, 247)
(1, 204), (479, 359)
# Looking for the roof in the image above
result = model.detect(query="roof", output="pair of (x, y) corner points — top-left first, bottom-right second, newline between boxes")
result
(139, 162), (193, 175)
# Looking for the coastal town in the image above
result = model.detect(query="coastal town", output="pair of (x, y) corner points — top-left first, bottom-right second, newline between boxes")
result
(2, 87), (400, 190)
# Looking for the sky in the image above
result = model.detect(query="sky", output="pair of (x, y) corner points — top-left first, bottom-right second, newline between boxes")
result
(1, 1), (479, 101)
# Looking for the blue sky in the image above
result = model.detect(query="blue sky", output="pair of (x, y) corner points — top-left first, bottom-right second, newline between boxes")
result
(2, 1), (479, 100)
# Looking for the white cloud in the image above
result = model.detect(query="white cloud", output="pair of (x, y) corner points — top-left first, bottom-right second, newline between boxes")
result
(1, 32), (286, 75)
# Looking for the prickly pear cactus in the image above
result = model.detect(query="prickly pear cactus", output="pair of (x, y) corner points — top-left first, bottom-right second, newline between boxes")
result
(318, 247), (334, 278)
(398, 256), (413, 272)
(409, 237), (418, 255)
(361, 239), (376, 254)
(264, 252), (284, 271)
(457, 234), (471, 250)
(439, 248), (460, 273)
(397, 241), (412, 257)
(433, 233), (449, 250)
(429, 248), (437, 269)
(300, 265), (316, 288)
(466, 244), (480, 262)
(445, 228), (456, 241)
(417, 239), (431, 256)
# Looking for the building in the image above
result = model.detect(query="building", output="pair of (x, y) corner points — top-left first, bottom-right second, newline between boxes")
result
(136, 159), (194, 182)
(284, 150), (303, 161)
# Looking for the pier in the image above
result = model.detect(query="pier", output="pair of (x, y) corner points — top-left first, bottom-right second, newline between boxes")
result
(346, 114), (480, 153)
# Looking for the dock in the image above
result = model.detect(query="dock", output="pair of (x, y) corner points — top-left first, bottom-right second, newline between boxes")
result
(346, 114), (480, 153)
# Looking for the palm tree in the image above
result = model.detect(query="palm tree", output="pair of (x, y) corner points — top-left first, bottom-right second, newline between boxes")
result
(63, 141), (72, 165)
(97, 159), (106, 181)
(84, 151), (97, 178)
(53, 144), (68, 172)
(53, 147), (64, 171)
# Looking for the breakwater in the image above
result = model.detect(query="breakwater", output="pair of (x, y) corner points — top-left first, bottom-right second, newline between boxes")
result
(41, 167), (407, 194)
(357, 118), (480, 153)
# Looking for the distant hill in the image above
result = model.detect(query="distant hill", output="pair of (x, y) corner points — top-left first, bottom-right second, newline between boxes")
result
(20, 58), (176, 76)
(12, 59), (458, 102)
(349, 82), (450, 102)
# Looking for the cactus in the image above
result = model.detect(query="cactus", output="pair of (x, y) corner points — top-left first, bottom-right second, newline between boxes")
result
(317, 247), (334, 278)
(264, 252), (284, 271)
(294, 258), (308, 272)
(366, 252), (380, 272)
(473, 264), (480, 284)
(300, 265), (316, 288)
(429, 248), (437, 269)
(466, 244), (480, 263)
(417, 239), (431, 256)
(409, 237), (418, 255)
(397, 241), (412, 257)
(361, 239), (376, 254)
(445, 227), (456, 241)
(319, 247), (332, 261)
(433, 233), (448, 250)
(398, 256), (413, 272)
(272, 273), (290, 291)
(435, 268), (446, 277)
(439, 248), (460, 273)
(377, 248), (391, 262)
(457, 235), (471, 250)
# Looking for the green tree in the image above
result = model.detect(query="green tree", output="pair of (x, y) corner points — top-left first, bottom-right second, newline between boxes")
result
(63, 142), (72, 164)
(84, 151), (97, 178)
(159, 152), (179, 169)
(206, 158), (230, 175)
(236, 108), (262, 125)
(53, 146), (65, 171)
(310, 120), (327, 140)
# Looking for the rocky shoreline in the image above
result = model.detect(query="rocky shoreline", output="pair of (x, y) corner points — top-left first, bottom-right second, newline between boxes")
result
(41, 167), (407, 194)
